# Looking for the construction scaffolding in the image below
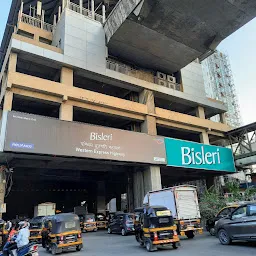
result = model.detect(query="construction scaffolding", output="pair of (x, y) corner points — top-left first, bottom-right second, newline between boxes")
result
(202, 51), (241, 128)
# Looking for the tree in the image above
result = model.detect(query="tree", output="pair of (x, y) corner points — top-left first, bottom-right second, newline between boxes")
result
(199, 186), (226, 220)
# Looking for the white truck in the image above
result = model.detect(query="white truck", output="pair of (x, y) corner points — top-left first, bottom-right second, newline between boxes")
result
(143, 185), (203, 238)
(34, 202), (56, 217)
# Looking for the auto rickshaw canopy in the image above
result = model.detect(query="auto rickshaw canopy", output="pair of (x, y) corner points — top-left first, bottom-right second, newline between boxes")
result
(135, 206), (174, 228)
(48, 213), (81, 234)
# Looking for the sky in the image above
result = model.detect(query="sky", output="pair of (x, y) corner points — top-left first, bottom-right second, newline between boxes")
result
(0, 1), (255, 126)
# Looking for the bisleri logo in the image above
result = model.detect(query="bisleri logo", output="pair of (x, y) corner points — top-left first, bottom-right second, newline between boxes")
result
(154, 138), (164, 144)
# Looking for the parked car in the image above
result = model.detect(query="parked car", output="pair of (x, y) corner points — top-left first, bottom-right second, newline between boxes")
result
(206, 205), (238, 236)
(215, 203), (256, 245)
(107, 213), (135, 236)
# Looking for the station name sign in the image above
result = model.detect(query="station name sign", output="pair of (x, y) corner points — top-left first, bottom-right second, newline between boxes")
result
(165, 138), (235, 172)
(3, 112), (166, 165)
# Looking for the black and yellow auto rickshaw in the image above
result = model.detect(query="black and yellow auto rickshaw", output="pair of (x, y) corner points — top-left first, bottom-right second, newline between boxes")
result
(43, 213), (83, 255)
(96, 213), (108, 229)
(134, 206), (180, 252)
(81, 213), (97, 232)
(0, 220), (8, 246)
(29, 216), (45, 243)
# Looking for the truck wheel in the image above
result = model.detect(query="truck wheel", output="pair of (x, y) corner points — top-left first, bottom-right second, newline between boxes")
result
(209, 228), (216, 236)
(218, 229), (231, 245)
(186, 231), (195, 239)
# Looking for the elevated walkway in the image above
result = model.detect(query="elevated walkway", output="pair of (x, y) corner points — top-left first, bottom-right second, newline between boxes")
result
(226, 122), (256, 168)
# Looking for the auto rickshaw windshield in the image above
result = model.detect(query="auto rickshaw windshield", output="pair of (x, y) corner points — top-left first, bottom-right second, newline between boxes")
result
(85, 215), (95, 222)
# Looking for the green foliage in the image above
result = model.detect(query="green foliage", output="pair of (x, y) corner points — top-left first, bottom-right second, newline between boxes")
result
(199, 181), (256, 219)
(199, 186), (226, 220)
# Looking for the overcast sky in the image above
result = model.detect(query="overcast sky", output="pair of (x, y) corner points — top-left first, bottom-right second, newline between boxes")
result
(0, 1), (255, 126)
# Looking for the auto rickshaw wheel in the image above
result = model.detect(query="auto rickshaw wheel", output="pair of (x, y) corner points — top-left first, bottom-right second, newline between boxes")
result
(94, 228), (97, 232)
(51, 245), (58, 255)
(172, 243), (178, 249)
(145, 240), (154, 252)
(185, 231), (195, 239)
(76, 244), (82, 251)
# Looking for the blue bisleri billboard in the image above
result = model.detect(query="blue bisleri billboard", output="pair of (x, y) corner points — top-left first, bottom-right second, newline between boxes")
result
(164, 138), (236, 172)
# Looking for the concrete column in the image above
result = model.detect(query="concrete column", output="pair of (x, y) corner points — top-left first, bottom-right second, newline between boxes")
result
(8, 52), (18, 72)
(139, 89), (157, 136)
(136, 90), (162, 206)
(59, 102), (73, 121)
(196, 106), (206, 119)
(61, 67), (73, 86)
(200, 131), (209, 145)
(97, 181), (106, 213)
(0, 166), (6, 219)
(133, 171), (144, 209)
(220, 113), (226, 124)
(143, 166), (161, 194)
(196, 106), (210, 145)
(60, 67), (73, 121)
(3, 91), (13, 111)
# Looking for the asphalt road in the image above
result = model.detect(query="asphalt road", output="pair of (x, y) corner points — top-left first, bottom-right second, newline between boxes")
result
(39, 231), (256, 256)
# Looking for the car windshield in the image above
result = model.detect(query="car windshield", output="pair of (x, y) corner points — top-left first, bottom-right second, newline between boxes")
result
(232, 206), (247, 219)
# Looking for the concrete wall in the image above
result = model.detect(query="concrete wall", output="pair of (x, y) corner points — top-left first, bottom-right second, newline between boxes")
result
(181, 61), (207, 99)
(54, 9), (106, 75)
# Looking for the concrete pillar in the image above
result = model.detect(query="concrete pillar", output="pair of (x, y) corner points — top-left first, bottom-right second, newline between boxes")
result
(0, 166), (6, 219)
(60, 67), (73, 121)
(61, 67), (73, 86)
(196, 106), (210, 145)
(59, 102), (73, 121)
(143, 166), (161, 193)
(8, 52), (18, 72)
(220, 113), (226, 124)
(200, 131), (210, 145)
(127, 172), (134, 212)
(3, 91), (13, 111)
(196, 106), (206, 119)
(141, 115), (157, 136)
(97, 181), (106, 213)
(133, 90), (162, 207)
(133, 171), (144, 209)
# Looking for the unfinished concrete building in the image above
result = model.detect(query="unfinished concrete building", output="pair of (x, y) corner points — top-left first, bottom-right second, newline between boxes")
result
(0, 0), (255, 218)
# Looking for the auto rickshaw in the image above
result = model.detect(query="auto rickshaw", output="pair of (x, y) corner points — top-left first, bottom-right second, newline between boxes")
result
(134, 206), (180, 252)
(96, 213), (108, 229)
(81, 213), (97, 232)
(43, 213), (83, 255)
(29, 216), (45, 243)
(0, 220), (8, 246)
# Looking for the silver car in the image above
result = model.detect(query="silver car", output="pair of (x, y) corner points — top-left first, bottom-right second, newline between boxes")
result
(215, 203), (256, 245)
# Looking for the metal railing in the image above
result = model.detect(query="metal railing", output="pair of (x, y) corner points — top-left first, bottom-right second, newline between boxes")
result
(68, 2), (103, 24)
(106, 59), (182, 92)
(20, 13), (54, 32)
